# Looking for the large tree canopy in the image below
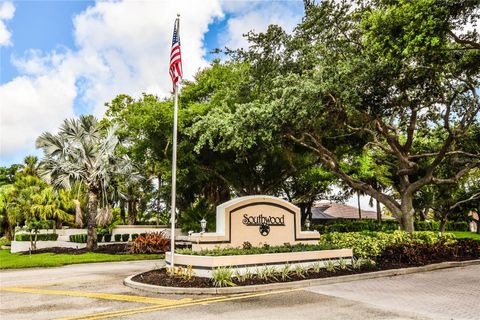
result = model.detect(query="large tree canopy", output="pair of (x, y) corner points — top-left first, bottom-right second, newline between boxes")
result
(189, 0), (480, 231)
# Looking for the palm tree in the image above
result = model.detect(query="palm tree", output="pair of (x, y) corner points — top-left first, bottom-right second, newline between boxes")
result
(36, 115), (131, 251)
(30, 187), (74, 231)
(22, 155), (39, 176)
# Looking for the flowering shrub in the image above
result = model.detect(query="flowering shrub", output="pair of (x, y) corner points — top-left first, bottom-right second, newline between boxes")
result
(128, 232), (170, 254)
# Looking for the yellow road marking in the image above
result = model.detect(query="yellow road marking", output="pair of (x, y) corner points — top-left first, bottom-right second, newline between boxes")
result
(1, 284), (302, 320)
(57, 288), (303, 320)
(0, 286), (191, 305)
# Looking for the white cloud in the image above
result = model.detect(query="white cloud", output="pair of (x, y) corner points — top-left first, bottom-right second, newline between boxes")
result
(0, 1), (15, 46)
(0, 0), (223, 160)
(221, 1), (304, 50)
(0, 69), (77, 155)
(0, 0), (303, 163)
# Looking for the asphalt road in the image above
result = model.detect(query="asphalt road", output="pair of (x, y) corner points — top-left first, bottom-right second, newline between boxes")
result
(1, 260), (478, 320)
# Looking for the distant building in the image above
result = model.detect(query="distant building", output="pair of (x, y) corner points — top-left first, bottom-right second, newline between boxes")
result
(311, 201), (394, 222)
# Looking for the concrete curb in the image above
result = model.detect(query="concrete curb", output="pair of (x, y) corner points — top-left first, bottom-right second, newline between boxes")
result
(124, 259), (480, 295)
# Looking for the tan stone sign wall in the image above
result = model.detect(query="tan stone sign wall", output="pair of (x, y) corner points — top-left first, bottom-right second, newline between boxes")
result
(190, 195), (320, 251)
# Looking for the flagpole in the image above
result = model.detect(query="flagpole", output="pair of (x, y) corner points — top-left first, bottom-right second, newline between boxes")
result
(170, 82), (178, 270)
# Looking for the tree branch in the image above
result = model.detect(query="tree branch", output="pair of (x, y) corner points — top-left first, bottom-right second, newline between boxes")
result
(432, 162), (480, 185)
(450, 192), (480, 210)
(448, 30), (480, 50)
(403, 108), (417, 152)
(409, 151), (480, 159)
(287, 132), (402, 217)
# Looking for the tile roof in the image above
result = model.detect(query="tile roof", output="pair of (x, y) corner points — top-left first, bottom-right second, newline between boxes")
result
(311, 201), (394, 220)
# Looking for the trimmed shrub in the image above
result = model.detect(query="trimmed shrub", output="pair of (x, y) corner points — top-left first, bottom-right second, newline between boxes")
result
(114, 234), (122, 242)
(177, 243), (337, 256)
(314, 219), (470, 233)
(16, 233), (58, 241)
(69, 234), (87, 243)
(97, 234), (103, 243)
(121, 234), (130, 242)
(131, 233), (139, 241)
(104, 234), (112, 242)
(318, 231), (456, 259)
(314, 220), (399, 233)
(129, 232), (170, 254)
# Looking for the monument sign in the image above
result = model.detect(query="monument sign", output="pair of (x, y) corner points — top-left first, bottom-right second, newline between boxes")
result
(190, 195), (320, 251)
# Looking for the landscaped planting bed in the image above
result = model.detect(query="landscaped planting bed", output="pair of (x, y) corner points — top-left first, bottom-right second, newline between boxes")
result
(24, 243), (130, 255)
(131, 237), (479, 288)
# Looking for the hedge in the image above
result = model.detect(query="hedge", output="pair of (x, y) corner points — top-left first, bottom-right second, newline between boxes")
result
(314, 219), (469, 233)
(15, 233), (59, 241)
(318, 230), (456, 259)
(69, 234), (87, 243)
(314, 220), (398, 233)
(177, 243), (338, 256)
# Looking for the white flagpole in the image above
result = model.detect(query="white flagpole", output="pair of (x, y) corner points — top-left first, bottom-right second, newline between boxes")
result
(170, 82), (178, 271)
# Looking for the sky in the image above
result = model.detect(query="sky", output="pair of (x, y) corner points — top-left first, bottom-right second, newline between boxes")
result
(0, 0), (377, 210)
(0, 0), (304, 164)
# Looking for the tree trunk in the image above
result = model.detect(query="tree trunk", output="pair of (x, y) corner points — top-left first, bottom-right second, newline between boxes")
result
(439, 216), (447, 234)
(306, 199), (313, 222)
(120, 199), (126, 224)
(86, 190), (98, 251)
(376, 199), (382, 222)
(2, 217), (12, 241)
(73, 199), (83, 228)
(299, 204), (306, 225)
(127, 201), (136, 225)
(399, 196), (415, 232)
(357, 191), (362, 219)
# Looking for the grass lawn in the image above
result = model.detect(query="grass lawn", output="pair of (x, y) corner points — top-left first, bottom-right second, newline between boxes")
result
(449, 231), (480, 241)
(0, 250), (164, 270)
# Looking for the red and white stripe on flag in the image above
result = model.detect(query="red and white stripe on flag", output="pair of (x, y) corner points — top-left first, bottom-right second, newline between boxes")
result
(169, 17), (182, 91)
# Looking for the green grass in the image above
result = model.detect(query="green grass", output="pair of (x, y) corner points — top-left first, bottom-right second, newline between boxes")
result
(0, 250), (164, 269)
(448, 231), (480, 241)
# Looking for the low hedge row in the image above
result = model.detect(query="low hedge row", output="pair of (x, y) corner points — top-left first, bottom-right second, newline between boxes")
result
(95, 233), (141, 243)
(314, 220), (469, 233)
(314, 220), (398, 233)
(15, 233), (59, 241)
(318, 231), (456, 259)
(70, 234), (88, 243)
(177, 242), (338, 256)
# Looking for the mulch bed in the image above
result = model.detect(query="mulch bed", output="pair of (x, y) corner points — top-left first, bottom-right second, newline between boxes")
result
(132, 255), (478, 288)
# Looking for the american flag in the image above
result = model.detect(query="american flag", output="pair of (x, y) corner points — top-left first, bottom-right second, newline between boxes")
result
(169, 16), (182, 92)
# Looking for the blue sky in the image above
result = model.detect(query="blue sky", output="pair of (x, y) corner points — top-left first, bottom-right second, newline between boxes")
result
(0, 0), (304, 167)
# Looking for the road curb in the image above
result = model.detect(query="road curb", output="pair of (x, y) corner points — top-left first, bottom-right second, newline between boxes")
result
(124, 259), (480, 295)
